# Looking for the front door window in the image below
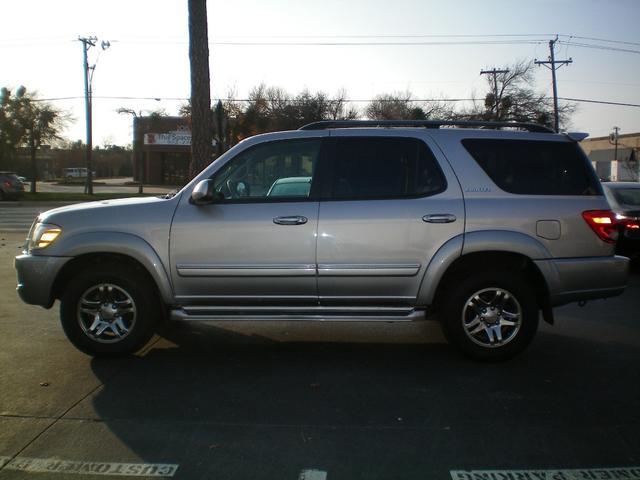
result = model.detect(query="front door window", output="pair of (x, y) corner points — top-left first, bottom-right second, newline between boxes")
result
(212, 139), (321, 201)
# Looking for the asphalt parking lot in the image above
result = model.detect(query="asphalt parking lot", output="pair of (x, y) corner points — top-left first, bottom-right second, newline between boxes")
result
(0, 227), (639, 480)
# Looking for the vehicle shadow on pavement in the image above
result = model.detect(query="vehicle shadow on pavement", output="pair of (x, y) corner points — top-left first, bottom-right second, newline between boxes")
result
(83, 321), (640, 479)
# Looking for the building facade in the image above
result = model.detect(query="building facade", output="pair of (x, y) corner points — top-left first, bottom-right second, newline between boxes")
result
(133, 116), (193, 186)
(581, 133), (639, 182)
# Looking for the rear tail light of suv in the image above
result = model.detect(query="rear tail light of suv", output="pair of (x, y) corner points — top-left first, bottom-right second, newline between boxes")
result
(582, 210), (619, 244)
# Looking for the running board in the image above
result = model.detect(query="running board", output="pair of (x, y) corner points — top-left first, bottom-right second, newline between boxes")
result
(170, 306), (427, 322)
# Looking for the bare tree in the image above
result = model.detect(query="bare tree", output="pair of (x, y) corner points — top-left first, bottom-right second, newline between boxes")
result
(187, 0), (214, 179)
(366, 92), (416, 120)
(327, 88), (359, 121)
(365, 91), (455, 121)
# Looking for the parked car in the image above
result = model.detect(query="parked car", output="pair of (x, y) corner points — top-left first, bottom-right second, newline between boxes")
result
(266, 176), (312, 197)
(62, 167), (96, 179)
(15, 120), (629, 360)
(0, 171), (25, 200)
(602, 181), (640, 262)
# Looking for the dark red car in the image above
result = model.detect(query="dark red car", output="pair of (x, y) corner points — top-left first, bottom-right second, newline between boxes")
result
(603, 181), (640, 263)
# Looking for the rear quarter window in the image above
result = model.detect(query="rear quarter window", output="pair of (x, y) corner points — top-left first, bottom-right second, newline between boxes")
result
(462, 139), (602, 196)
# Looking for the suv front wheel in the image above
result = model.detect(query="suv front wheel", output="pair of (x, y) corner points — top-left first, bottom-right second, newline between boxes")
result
(440, 271), (538, 361)
(60, 264), (158, 356)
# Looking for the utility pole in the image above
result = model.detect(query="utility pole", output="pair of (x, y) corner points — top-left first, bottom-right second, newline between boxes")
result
(79, 36), (110, 194)
(79, 36), (96, 195)
(535, 36), (572, 133)
(610, 126), (620, 181)
(480, 68), (509, 120)
(611, 126), (620, 163)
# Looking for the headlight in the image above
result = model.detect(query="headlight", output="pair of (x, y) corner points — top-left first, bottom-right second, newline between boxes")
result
(27, 223), (62, 251)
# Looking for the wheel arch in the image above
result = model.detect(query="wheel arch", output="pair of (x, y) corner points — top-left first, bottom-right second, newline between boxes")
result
(418, 231), (553, 322)
(430, 251), (550, 319)
(49, 232), (174, 307)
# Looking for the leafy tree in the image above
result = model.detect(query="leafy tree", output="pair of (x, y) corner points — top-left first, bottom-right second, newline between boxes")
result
(0, 86), (68, 191)
(0, 87), (26, 168)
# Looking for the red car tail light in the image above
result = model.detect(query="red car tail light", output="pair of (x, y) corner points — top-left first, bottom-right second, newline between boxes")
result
(582, 210), (619, 244)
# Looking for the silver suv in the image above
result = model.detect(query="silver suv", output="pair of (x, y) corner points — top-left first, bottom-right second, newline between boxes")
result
(14, 120), (629, 360)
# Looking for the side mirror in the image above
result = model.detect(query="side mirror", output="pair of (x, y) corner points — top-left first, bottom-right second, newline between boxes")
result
(190, 179), (221, 205)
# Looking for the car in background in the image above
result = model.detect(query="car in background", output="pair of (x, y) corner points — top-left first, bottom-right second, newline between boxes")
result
(0, 171), (25, 200)
(62, 167), (96, 179)
(602, 181), (640, 262)
(266, 176), (312, 197)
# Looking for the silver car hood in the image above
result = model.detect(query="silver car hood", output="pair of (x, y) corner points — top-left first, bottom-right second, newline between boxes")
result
(38, 196), (170, 223)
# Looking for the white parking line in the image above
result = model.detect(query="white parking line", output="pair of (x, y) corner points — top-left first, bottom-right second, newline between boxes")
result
(0, 456), (179, 477)
(451, 467), (640, 480)
(299, 468), (328, 480)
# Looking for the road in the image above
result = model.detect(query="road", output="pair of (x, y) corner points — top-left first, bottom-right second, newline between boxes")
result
(0, 204), (76, 232)
(1, 179), (175, 232)
(0, 228), (639, 480)
(28, 179), (175, 195)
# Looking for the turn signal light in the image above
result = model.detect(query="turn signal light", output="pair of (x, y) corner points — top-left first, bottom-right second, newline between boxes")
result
(582, 210), (619, 244)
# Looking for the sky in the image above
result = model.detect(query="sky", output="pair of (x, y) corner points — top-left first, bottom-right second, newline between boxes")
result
(2, 0), (639, 147)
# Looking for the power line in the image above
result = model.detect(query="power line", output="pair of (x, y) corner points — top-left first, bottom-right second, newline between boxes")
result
(558, 34), (640, 47)
(3, 32), (639, 50)
(29, 95), (640, 107)
(558, 97), (640, 108)
(214, 40), (547, 46)
(557, 40), (640, 55)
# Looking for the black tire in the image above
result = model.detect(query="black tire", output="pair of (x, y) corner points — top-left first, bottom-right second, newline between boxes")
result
(440, 271), (538, 361)
(60, 264), (159, 356)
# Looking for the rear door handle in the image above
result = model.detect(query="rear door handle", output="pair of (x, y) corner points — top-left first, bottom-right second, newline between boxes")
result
(422, 214), (457, 224)
(273, 215), (308, 225)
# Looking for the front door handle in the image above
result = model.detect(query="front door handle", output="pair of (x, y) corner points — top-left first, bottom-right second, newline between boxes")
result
(422, 214), (457, 224)
(273, 215), (308, 225)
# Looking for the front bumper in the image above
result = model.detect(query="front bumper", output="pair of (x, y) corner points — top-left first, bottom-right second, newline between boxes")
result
(15, 254), (71, 308)
(535, 255), (629, 306)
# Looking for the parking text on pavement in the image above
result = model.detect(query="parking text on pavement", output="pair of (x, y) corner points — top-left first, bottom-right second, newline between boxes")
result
(451, 468), (640, 480)
(0, 456), (178, 477)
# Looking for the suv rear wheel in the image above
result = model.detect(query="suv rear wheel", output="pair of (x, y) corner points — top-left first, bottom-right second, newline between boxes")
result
(60, 265), (158, 356)
(440, 271), (538, 361)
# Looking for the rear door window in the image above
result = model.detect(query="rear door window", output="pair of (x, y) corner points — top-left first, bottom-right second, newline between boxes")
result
(326, 137), (446, 200)
(462, 139), (601, 195)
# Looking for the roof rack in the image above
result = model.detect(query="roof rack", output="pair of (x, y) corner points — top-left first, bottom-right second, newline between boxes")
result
(299, 120), (555, 134)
